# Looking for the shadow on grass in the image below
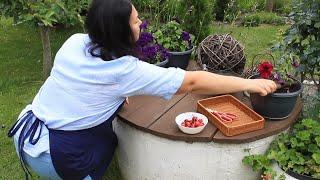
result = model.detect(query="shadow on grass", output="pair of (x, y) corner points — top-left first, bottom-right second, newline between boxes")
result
(103, 151), (124, 180)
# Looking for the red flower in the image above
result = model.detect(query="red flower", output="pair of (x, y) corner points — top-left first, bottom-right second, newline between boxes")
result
(292, 60), (299, 68)
(258, 61), (273, 79)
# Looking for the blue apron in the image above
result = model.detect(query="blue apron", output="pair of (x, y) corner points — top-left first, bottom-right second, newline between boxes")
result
(8, 101), (124, 180)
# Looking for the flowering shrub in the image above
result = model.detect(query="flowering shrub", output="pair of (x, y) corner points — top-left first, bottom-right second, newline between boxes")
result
(136, 21), (170, 64)
(153, 21), (194, 52)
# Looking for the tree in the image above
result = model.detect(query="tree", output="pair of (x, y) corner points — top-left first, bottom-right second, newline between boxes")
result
(1, 0), (89, 79)
(265, 0), (274, 12)
(214, 0), (230, 21)
(177, 0), (214, 43)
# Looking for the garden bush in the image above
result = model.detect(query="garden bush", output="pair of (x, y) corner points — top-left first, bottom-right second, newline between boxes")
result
(0, 0), (88, 26)
(131, 0), (167, 27)
(274, 0), (293, 15)
(214, 0), (229, 21)
(273, 0), (320, 91)
(243, 118), (320, 179)
(158, 0), (181, 24)
(241, 12), (285, 27)
(133, 0), (214, 44)
(237, 0), (266, 13)
(175, 0), (214, 44)
(222, 0), (266, 23)
(219, 0), (292, 23)
(0, 0), (88, 78)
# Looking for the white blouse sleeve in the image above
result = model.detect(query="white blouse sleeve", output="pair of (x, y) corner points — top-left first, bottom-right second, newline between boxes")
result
(117, 58), (186, 100)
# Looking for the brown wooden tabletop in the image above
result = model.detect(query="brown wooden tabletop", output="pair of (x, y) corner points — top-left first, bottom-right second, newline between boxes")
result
(117, 60), (303, 144)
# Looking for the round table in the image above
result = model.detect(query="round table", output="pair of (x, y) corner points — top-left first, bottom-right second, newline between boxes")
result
(114, 61), (303, 180)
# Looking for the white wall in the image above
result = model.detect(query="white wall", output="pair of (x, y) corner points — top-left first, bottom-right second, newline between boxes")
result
(114, 118), (283, 180)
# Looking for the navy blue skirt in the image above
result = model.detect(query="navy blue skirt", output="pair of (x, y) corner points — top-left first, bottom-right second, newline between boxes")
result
(8, 101), (124, 180)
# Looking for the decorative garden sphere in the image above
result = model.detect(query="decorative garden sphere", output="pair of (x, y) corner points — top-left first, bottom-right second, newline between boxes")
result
(197, 34), (246, 75)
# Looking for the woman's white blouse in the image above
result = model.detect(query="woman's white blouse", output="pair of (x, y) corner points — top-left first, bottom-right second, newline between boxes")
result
(14, 33), (186, 157)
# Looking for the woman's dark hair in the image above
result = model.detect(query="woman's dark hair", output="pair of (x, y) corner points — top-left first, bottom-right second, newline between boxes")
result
(85, 0), (137, 60)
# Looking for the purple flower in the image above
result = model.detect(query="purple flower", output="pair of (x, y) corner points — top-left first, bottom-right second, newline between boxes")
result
(181, 31), (190, 41)
(136, 32), (154, 47)
(273, 73), (280, 81)
(135, 21), (171, 64)
(156, 45), (170, 60)
(272, 73), (285, 85)
(142, 46), (158, 59)
(140, 21), (149, 30)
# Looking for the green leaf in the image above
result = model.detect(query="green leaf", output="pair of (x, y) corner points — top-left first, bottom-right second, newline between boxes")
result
(302, 119), (317, 128)
(315, 22), (320, 28)
(306, 19), (312, 25)
(301, 39), (310, 46)
(163, 43), (170, 49)
(290, 137), (298, 147)
(292, 165), (306, 174)
(296, 130), (311, 141)
(308, 144), (320, 153)
(279, 174), (286, 180)
(315, 136), (320, 146)
(312, 126), (320, 136)
(242, 155), (254, 166)
(312, 153), (320, 164)
(242, 154), (272, 171)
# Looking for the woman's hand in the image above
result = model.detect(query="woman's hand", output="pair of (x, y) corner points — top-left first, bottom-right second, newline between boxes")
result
(245, 79), (277, 96)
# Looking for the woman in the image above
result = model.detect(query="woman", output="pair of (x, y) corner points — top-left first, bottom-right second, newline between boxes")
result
(8, 0), (277, 179)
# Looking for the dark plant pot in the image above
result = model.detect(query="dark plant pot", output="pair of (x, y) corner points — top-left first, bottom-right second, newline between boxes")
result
(286, 169), (320, 180)
(249, 75), (303, 120)
(166, 48), (193, 70)
(275, 163), (320, 180)
(155, 58), (169, 67)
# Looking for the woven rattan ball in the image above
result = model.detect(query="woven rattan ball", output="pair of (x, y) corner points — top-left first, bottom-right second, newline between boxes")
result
(197, 34), (246, 75)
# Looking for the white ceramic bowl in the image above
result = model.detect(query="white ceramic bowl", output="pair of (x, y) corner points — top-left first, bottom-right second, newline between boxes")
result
(175, 112), (208, 134)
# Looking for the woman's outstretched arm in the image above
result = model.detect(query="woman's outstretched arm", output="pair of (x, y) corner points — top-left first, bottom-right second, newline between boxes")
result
(176, 71), (277, 96)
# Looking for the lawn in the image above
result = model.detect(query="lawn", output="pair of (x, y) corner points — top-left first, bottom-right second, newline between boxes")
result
(0, 17), (287, 179)
(210, 23), (286, 64)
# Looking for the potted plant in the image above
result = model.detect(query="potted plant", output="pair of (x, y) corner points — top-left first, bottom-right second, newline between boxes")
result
(153, 21), (195, 70)
(136, 21), (170, 67)
(246, 53), (303, 120)
(243, 118), (320, 180)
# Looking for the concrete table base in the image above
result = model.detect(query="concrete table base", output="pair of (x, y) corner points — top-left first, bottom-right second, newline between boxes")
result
(114, 119), (283, 180)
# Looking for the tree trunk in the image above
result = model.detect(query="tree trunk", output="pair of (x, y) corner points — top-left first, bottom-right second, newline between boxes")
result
(266, 0), (274, 12)
(39, 25), (52, 79)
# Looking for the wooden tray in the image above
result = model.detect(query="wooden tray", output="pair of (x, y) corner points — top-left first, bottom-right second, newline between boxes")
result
(197, 94), (265, 136)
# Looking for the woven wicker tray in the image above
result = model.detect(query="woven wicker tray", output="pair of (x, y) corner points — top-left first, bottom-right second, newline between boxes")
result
(197, 94), (265, 136)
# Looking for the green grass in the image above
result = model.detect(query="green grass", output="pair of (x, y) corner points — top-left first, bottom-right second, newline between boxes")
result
(0, 18), (123, 180)
(0, 18), (287, 179)
(209, 24), (288, 66)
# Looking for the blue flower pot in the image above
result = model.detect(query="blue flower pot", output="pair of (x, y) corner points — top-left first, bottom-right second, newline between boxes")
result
(166, 48), (193, 70)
